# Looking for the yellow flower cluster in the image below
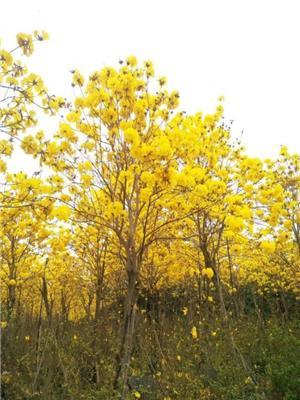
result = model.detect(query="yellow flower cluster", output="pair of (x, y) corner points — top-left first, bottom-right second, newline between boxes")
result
(202, 268), (214, 280)
(51, 205), (72, 221)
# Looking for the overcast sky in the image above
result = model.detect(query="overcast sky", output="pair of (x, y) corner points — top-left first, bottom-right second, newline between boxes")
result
(2, 0), (300, 161)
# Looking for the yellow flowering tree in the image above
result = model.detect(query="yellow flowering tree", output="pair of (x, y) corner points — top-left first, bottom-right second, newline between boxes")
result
(37, 56), (193, 395)
(0, 32), (66, 196)
(0, 179), (51, 321)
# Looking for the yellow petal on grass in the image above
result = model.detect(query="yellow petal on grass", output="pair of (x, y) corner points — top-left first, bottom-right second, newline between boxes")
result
(182, 306), (188, 316)
(191, 326), (198, 339)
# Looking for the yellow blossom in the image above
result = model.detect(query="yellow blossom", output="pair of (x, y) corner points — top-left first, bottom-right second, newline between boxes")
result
(202, 268), (214, 280)
(260, 241), (276, 254)
(16, 33), (34, 56)
(126, 55), (138, 67)
(191, 326), (198, 339)
(51, 205), (72, 221)
(182, 307), (188, 316)
(124, 128), (140, 145)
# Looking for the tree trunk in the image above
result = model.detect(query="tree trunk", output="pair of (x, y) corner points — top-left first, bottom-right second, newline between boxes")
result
(7, 284), (16, 321)
(226, 240), (240, 318)
(41, 276), (52, 326)
(114, 265), (138, 398)
(61, 290), (70, 323)
(200, 243), (227, 319)
(94, 274), (103, 322)
(92, 262), (105, 388)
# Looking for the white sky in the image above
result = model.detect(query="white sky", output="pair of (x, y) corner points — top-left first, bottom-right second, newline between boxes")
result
(2, 0), (300, 163)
